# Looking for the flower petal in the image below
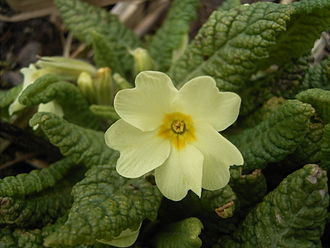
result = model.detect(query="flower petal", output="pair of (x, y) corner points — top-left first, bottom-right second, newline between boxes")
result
(155, 145), (203, 201)
(97, 223), (142, 247)
(9, 65), (48, 115)
(38, 101), (64, 117)
(105, 120), (170, 178)
(114, 71), (178, 131)
(194, 122), (243, 190)
(175, 76), (241, 131)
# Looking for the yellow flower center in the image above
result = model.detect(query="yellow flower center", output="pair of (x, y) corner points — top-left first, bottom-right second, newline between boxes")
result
(158, 112), (196, 149)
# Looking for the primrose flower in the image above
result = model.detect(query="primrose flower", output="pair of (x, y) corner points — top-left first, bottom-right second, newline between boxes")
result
(9, 57), (96, 115)
(9, 65), (51, 115)
(105, 71), (243, 201)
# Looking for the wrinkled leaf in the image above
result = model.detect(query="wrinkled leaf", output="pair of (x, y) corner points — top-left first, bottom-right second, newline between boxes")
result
(169, 0), (330, 90)
(302, 56), (330, 90)
(240, 96), (285, 128)
(0, 85), (23, 108)
(153, 217), (203, 248)
(44, 165), (162, 246)
(55, 0), (140, 76)
(229, 168), (267, 212)
(217, 0), (241, 11)
(29, 112), (117, 168)
(271, 56), (311, 97)
(0, 157), (75, 197)
(293, 122), (324, 164)
(221, 164), (329, 248)
(91, 31), (125, 76)
(0, 180), (72, 227)
(296, 88), (330, 123)
(148, 0), (199, 71)
(158, 185), (237, 222)
(19, 74), (99, 129)
(321, 123), (330, 170)
(268, 0), (330, 64)
(230, 100), (314, 170)
(0, 228), (44, 248)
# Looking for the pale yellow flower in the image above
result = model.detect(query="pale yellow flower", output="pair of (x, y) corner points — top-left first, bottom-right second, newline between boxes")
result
(105, 71), (243, 201)
(9, 57), (96, 115)
(9, 65), (49, 115)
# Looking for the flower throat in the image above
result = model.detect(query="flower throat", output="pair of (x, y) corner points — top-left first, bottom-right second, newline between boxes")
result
(158, 112), (195, 149)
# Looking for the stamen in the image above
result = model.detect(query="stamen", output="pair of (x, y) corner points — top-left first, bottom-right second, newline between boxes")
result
(158, 112), (195, 149)
(171, 120), (186, 134)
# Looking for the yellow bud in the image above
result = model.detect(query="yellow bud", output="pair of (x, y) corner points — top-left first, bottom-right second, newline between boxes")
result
(36, 56), (96, 80)
(94, 67), (113, 105)
(113, 73), (132, 90)
(130, 48), (154, 75)
(77, 72), (95, 104)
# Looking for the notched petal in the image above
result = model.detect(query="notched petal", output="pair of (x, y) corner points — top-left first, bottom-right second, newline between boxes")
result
(114, 71), (178, 131)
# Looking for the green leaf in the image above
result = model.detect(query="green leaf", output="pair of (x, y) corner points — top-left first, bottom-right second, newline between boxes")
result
(268, 0), (330, 65)
(29, 112), (117, 168)
(200, 186), (237, 219)
(158, 185), (237, 222)
(153, 217), (203, 248)
(230, 100), (314, 170)
(240, 96), (285, 128)
(221, 164), (329, 248)
(0, 157), (75, 197)
(19, 74), (100, 129)
(147, 0), (199, 71)
(217, 0), (241, 11)
(91, 32), (125, 75)
(0, 228), (44, 248)
(169, 0), (330, 91)
(321, 123), (330, 170)
(44, 165), (162, 246)
(239, 55), (310, 116)
(302, 56), (330, 90)
(0, 85), (23, 108)
(55, 0), (140, 76)
(269, 55), (311, 99)
(229, 168), (267, 211)
(296, 88), (330, 123)
(239, 54), (329, 117)
(264, 56), (330, 101)
(293, 122), (324, 164)
(0, 180), (72, 227)
(89, 104), (119, 121)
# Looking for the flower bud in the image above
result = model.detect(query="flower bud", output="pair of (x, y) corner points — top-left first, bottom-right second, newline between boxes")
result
(113, 73), (132, 89)
(77, 72), (95, 104)
(130, 48), (154, 75)
(36, 56), (96, 80)
(33, 101), (64, 129)
(9, 65), (49, 115)
(38, 101), (64, 118)
(94, 67), (113, 105)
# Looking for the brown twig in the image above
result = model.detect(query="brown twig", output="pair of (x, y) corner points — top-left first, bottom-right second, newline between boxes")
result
(26, 157), (49, 169)
(0, 153), (36, 170)
(133, 0), (170, 37)
(0, 7), (56, 22)
(70, 44), (87, 58)
(63, 32), (73, 58)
